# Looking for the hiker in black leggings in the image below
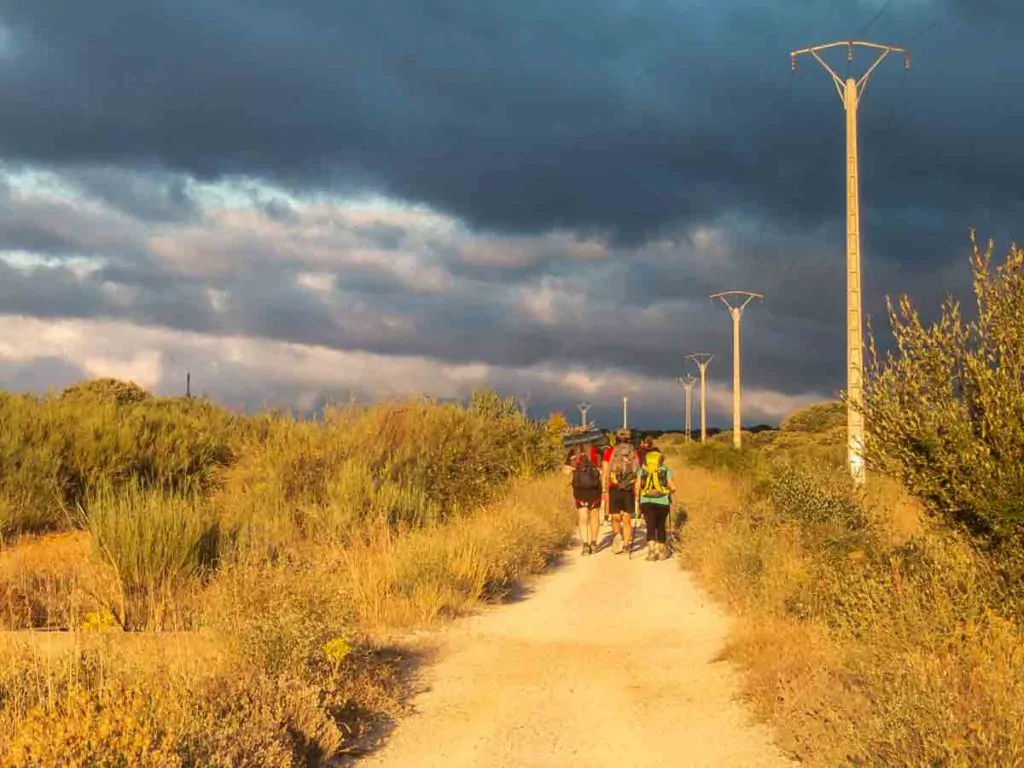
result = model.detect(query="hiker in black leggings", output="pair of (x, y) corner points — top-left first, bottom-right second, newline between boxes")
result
(636, 445), (678, 561)
(640, 503), (669, 546)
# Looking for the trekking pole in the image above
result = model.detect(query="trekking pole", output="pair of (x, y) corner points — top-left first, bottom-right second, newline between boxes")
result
(667, 494), (676, 557)
(629, 496), (639, 560)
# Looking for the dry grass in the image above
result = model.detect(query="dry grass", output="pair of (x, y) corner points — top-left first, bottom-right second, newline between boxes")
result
(0, 532), (119, 631)
(0, 382), (573, 766)
(0, 474), (573, 765)
(671, 427), (1024, 767)
(0, 477), (572, 765)
(339, 475), (572, 635)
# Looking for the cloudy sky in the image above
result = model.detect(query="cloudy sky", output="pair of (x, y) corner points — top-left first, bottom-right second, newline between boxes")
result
(0, 0), (1019, 428)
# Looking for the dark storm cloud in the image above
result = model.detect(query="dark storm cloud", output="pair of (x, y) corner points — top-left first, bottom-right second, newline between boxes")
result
(2, 0), (1012, 245)
(0, 356), (88, 394)
(1, 0), (1023, 422)
(0, 180), (977, 407)
(0, 260), (107, 318)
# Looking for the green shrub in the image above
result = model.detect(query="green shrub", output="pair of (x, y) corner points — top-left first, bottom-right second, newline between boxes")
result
(779, 401), (845, 434)
(59, 377), (152, 406)
(677, 439), (765, 476)
(0, 391), (235, 537)
(864, 231), (1024, 544)
(0, 382), (554, 540)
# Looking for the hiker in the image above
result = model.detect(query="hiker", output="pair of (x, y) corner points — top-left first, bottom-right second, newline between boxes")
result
(602, 428), (640, 555)
(637, 441), (677, 561)
(637, 434), (654, 464)
(565, 443), (603, 555)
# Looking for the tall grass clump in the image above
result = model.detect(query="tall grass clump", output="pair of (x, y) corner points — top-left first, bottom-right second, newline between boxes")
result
(84, 484), (219, 631)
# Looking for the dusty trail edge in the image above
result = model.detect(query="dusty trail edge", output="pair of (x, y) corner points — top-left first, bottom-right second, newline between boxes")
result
(342, 509), (795, 768)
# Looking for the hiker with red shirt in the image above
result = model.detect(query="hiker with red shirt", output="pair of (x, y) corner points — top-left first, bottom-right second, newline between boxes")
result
(564, 442), (603, 555)
(602, 429), (641, 555)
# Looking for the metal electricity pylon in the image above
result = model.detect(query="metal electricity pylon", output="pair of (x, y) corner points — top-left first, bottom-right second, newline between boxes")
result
(791, 40), (909, 486)
(676, 375), (697, 441)
(577, 402), (592, 428)
(685, 353), (714, 443)
(711, 291), (763, 449)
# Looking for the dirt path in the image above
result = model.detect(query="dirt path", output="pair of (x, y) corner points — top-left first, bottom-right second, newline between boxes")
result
(357, 519), (793, 768)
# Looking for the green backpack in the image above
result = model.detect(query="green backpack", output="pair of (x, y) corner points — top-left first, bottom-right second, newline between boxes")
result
(640, 450), (670, 498)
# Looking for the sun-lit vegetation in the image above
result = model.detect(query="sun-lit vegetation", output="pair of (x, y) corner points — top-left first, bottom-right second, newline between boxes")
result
(5, 233), (1024, 765)
(0, 384), (573, 765)
(670, 237), (1024, 766)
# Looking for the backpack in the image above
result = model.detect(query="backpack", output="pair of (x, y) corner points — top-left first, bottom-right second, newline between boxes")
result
(571, 451), (601, 492)
(640, 450), (670, 498)
(609, 442), (639, 488)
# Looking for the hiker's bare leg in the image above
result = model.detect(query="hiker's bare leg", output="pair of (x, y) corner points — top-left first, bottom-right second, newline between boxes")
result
(577, 506), (590, 545)
(621, 512), (633, 548)
(588, 507), (601, 545)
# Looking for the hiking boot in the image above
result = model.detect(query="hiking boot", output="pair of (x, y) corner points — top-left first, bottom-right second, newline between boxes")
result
(611, 533), (623, 554)
(581, 542), (591, 556)
(645, 543), (656, 561)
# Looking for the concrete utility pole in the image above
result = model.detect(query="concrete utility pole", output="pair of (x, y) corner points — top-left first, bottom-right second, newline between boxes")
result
(791, 40), (909, 486)
(186, 371), (191, 399)
(685, 354), (714, 443)
(677, 375), (697, 441)
(516, 392), (532, 419)
(577, 402), (592, 428)
(711, 291), (763, 450)
(622, 396), (629, 430)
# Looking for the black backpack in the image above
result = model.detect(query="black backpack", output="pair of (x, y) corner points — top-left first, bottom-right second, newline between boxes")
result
(571, 451), (602, 492)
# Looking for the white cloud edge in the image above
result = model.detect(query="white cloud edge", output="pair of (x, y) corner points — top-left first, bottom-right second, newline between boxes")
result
(0, 313), (826, 422)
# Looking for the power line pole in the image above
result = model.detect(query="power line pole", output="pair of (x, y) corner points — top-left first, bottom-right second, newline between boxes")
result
(677, 375), (697, 441)
(686, 354), (714, 443)
(791, 40), (909, 486)
(622, 395), (628, 430)
(711, 291), (763, 449)
(516, 391), (532, 419)
(185, 371), (191, 399)
(577, 402), (592, 428)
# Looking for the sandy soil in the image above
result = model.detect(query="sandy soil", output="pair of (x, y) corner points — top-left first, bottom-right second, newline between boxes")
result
(357, 522), (793, 768)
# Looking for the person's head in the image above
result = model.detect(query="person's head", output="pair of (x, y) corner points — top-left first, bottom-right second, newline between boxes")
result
(641, 435), (654, 449)
(615, 428), (631, 444)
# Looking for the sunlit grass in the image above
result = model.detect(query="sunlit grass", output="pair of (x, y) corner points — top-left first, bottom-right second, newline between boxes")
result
(670, 403), (1024, 766)
(0, 381), (570, 764)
